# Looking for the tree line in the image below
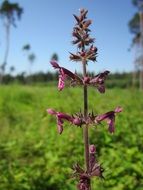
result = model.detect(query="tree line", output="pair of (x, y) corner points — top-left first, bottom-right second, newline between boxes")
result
(1, 71), (139, 89)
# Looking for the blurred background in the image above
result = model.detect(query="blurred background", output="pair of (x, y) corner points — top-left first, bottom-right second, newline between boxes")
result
(0, 0), (143, 190)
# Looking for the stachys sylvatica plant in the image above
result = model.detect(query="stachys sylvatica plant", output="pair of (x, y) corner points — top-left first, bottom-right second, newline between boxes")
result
(47, 9), (122, 190)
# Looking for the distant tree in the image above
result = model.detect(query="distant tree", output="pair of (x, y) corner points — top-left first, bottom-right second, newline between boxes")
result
(9, 65), (15, 73)
(129, 13), (140, 35)
(22, 44), (31, 51)
(22, 43), (36, 83)
(22, 43), (31, 58)
(22, 44), (36, 68)
(28, 53), (36, 75)
(128, 1), (140, 45)
(128, 0), (143, 44)
(129, 0), (143, 90)
(0, 0), (23, 83)
(28, 53), (36, 65)
(51, 53), (59, 61)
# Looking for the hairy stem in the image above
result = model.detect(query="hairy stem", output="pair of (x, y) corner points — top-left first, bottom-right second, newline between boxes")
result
(83, 59), (91, 190)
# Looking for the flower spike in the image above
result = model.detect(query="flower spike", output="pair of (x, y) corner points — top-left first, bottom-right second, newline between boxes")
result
(48, 9), (123, 190)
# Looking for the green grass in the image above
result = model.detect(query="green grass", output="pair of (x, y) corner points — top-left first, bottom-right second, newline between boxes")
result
(0, 84), (143, 190)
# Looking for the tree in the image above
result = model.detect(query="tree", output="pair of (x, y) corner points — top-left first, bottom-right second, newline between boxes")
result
(129, 13), (140, 35)
(22, 44), (36, 74)
(51, 53), (59, 61)
(128, 1), (140, 45)
(0, 0), (23, 83)
(22, 44), (31, 51)
(9, 65), (15, 73)
(128, 0), (143, 89)
(28, 53), (36, 75)
(22, 43), (36, 83)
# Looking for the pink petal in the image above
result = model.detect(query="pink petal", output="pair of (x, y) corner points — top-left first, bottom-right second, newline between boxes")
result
(47, 108), (57, 115)
(57, 112), (72, 121)
(115, 106), (123, 113)
(58, 76), (65, 91)
(57, 118), (64, 134)
(50, 60), (60, 69)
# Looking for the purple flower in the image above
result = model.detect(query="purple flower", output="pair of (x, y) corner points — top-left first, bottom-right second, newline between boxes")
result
(89, 144), (104, 178)
(77, 175), (90, 190)
(89, 145), (96, 171)
(95, 107), (122, 133)
(58, 76), (65, 91)
(50, 60), (60, 69)
(58, 70), (66, 91)
(47, 109), (85, 134)
(72, 164), (90, 190)
(83, 76), (90, 84)
(89, 144), (96, 154)
(89, 70), (110, 93)
(90, 163), (104, 178)
(50, 61), (109, 93)
(50, 60), (82, 90)
(72, 155), (104, 190)
(72, 117), (83, 126)
(47, 108), (72, 134)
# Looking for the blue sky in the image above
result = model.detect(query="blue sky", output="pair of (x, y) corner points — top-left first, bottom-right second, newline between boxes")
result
(0, 0), (137, 74)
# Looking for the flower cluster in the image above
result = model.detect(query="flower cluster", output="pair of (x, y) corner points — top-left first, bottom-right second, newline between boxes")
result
(47, 107), (122, 134)
(71, 9), (97, 61)
(72, 145), (104, 190)
(69, 46), (97, 62)
(50, 60), (109, 93)
(47, 109), (84, 134)
(47, 9), (123, 190)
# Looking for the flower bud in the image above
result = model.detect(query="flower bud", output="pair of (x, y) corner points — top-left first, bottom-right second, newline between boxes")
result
(83, 76), (90, 84)
(89, 144), (96, 154)
(72, 117), (82, 126)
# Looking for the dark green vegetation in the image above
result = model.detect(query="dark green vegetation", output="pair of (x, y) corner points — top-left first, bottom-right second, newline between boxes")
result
(0, 85), (143, 190)
(2, 71), (137, 89)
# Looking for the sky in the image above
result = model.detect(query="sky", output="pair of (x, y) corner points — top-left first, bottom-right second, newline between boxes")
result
(0, 0), (137, 75)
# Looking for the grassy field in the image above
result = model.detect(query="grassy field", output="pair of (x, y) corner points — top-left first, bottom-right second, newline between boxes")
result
(0, 84), (143, 190)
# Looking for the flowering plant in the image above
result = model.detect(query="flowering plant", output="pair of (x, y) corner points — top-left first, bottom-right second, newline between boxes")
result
(47, 9), (122, 190)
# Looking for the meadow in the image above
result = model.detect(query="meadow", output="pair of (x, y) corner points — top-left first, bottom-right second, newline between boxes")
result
(0, 84), (143, 190)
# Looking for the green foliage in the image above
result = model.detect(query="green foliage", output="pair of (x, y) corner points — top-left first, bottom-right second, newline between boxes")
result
(0, 85), (143, 189)
(2, 71), (135, 89)
(128, 0), (140, 44)
(23, 44), (31, 51)
(132, 0), (138, 7)
(128, 12), (140, 35)
(0, 0), (23, 26)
